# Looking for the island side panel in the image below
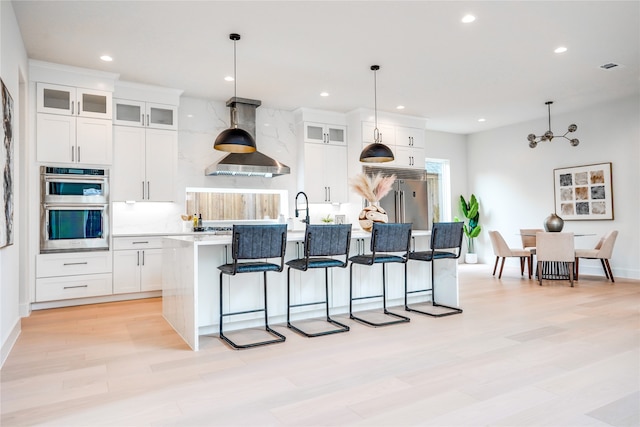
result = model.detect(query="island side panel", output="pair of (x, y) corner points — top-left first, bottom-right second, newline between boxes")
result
(162, 237), (198, 350)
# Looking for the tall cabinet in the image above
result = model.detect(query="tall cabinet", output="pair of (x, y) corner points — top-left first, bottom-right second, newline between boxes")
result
(295, 110), (348, 204)
(33, 65), (117, 166)
(111, 82), (182, 202)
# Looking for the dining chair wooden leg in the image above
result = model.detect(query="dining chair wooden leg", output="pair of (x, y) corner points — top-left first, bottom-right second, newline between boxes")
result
(498, 257), (506, 279)
(603, 259), (615, 282)
(493, 256), (500, 276)
(520, 257), (524, 276)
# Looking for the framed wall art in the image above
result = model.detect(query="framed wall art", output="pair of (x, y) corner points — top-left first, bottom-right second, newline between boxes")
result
(1, 78), (14, 248)
(553, 162), (613, 220)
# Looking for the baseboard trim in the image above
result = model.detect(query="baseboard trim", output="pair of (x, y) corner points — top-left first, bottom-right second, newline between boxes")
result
(1, 318), (21, 369)
(31, 291), (162, 311)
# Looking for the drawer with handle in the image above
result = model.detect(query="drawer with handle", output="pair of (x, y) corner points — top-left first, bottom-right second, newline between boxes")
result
(36, 273), (113, 302)
(36, 252), (112, 278)
(113, 236), (164, 251)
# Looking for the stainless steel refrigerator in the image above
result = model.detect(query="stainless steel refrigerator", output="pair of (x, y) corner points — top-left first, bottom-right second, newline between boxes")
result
(365, 167), (430, 230)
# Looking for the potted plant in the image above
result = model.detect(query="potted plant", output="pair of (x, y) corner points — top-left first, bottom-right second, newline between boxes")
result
(454, 194), (481, 263)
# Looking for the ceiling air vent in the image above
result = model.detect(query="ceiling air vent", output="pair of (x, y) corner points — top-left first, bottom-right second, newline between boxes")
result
(600, 63), (619, 70)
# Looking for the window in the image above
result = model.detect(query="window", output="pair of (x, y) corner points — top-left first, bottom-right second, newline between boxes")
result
(426, 159), (451, 224)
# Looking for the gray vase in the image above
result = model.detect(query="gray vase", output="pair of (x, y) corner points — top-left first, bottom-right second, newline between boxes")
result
(544, 213), (564, 232)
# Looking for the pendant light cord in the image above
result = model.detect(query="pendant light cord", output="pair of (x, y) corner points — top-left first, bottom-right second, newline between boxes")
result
(372, 65), (380, 143)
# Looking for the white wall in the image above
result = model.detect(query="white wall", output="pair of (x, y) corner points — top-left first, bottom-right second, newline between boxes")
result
(467, 95), (640, 280)
(1, 0), (29, 367)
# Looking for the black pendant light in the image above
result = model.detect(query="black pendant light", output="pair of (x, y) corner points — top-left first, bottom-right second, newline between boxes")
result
(360, 65), (394, 163)
(214, 33), (256, 153)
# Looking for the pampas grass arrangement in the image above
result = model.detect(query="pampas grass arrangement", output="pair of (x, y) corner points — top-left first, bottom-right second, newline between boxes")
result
(349, 172), (396, 203)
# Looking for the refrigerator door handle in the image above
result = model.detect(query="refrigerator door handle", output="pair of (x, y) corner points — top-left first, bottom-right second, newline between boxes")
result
(399, 190), (405, 223)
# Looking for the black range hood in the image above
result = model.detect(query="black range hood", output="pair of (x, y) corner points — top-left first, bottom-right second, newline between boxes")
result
(205, 97), (290, 177)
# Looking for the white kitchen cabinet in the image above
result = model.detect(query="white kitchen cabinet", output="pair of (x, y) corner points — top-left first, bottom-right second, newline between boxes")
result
(362, 122), (396, 145)
(112, 126), (176, 202)
(394, 146), (425, 169)
(35, 251), (113, 302)
(303, 122), (346, 145)
(36, 113), (112, 165)
(395, 126), (425, 149)
(113, 99), (178, 130)
(113, 237), (163, 294)
(37, 82), (112, 119)
(303, 142), (347, 203)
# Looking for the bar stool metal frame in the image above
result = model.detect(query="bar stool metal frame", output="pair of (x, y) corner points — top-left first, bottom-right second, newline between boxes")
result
(407, 222), (464, 317)
(349, 222), (412, 327)
(218, 224), (288, 349)
(286, 224), (352, 337)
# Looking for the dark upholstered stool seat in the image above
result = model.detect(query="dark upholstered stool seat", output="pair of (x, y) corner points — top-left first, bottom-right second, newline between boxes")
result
(286, 224), (352, 338)
(407, 222), (464, 317)
(218, 224), (287, 349)
(349, 222), (412, 327)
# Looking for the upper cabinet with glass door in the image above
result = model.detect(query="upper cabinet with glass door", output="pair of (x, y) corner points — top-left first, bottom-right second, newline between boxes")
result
(37, 83), (112, 119)
(113, 99), (178, 130)
(303, 122), (347, 145)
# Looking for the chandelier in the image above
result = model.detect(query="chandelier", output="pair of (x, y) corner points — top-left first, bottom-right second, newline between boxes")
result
(527, 101), (579, 148)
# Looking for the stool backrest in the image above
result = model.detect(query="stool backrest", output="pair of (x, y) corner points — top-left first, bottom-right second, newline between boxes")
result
(305, 224), (352, 257)
(232, 224), (287, 260)
(370, 223), (412, 254)
(431, 222), (464, 257)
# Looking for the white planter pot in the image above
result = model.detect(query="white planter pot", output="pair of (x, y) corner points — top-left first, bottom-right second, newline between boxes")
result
(465, 253), (478, 264)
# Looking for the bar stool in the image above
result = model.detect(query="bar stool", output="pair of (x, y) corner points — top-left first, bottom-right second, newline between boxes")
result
(218, 224), (287, 349)
(349, 222), (412, 327)
(286, 224), (352, 337)
(407, 222), (464, 317)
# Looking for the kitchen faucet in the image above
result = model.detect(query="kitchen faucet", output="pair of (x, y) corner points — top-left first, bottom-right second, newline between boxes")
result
(295, 191), (310, 224)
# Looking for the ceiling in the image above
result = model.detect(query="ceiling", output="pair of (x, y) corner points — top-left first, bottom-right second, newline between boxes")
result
(11, 0), (640, 134)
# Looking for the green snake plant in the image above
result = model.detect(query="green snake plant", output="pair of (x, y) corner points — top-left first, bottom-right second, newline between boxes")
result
(454, 194), (481, 253)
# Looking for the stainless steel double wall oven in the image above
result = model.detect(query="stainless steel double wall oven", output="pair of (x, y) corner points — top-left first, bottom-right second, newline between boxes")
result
(40, 166), (110, 253)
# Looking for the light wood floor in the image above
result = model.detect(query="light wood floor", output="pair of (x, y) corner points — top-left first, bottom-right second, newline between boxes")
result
(2, 264), (639, 426)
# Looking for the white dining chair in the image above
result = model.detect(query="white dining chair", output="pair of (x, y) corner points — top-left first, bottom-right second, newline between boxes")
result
(575, 230), (618, 282)
(488, 230), (532, 279)
(535, 232), (575, 286)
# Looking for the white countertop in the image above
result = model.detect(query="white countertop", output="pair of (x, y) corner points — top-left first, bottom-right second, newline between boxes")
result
(163, 229), (430, 246)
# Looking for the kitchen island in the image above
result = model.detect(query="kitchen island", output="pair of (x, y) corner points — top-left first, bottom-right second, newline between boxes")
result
(162, 229), (459, 350)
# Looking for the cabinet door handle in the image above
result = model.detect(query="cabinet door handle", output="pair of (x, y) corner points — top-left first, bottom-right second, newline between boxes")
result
(71, 101), (74, 115)
(142, 250), (145, 266)
(137, 251), (140, 266)
(63, 262), (88, 266)
(328, 187), (331, 202)
(141, 114), (144, 126)
(142, 181), (145, 199)
(132, 241), (149, 244)
(77, 146), (80, 163)
(147, 181), (150, 199)
(64, 285), (88, 290)
(78, 102), (81, 115)
(71, 146), (74, 162)
(146, 114), (150, 127)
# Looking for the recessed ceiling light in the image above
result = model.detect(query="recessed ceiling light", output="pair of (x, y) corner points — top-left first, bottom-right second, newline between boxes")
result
(100, 55), (113, 62)
(461, 14), (476, 23)
(396, 105), (405, 110)
(224, 76), (234, 82)
(478, 118), (486, 122)
(554, 46), (568, 54)
(320, 92), (329, 97)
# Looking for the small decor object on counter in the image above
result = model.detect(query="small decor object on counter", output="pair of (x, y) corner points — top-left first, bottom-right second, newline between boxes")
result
(180, 214), (194, 233)
(544, 213), (564, 232)
(321, 214), (334, 223)
(350, 172), (395, 232)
